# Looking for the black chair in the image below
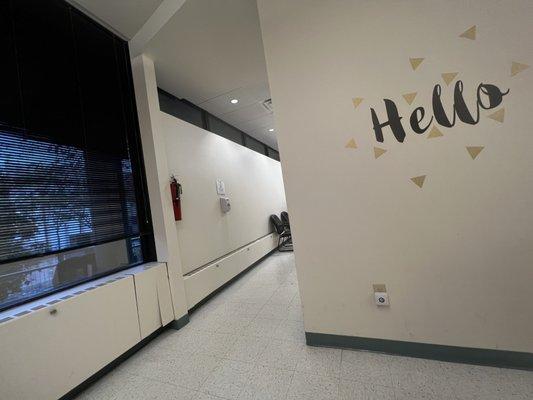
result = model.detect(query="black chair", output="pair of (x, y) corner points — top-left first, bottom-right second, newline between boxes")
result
(270, 214), (293, 252)
(280, 211), (290, 230)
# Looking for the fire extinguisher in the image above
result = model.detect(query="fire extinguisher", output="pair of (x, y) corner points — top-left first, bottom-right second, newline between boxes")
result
(170, 175), (182, 221)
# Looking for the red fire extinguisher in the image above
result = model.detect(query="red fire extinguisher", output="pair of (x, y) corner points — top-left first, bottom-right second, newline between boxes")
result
(170, 176), (182, 221)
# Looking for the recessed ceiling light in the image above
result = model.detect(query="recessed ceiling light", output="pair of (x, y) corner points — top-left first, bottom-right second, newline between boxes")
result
(230, 99), (239, 104)
(268, 128), (275, 132)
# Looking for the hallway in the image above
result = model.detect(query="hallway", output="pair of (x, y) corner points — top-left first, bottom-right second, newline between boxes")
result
(76, 252), (532, 400)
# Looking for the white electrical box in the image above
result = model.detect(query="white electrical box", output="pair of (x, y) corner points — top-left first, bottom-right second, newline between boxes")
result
(374, 292), (389, 306)
(220, 196), (231, 213)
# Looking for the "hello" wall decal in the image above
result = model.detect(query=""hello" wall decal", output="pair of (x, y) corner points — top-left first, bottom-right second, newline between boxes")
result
(370, 80), (509, 143)
(346, 24), (530, 190)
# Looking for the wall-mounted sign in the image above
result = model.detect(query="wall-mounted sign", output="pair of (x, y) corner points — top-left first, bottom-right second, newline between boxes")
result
(216, 179), (226, 195)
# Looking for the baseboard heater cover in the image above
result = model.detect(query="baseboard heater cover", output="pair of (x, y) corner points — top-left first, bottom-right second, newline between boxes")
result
(184, 232), (276, 277)
(183, 233), (278, 308)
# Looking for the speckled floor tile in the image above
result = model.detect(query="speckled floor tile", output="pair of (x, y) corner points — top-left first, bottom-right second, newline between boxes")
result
(388, 356), (457, 397)
(339, 380), (395, 400)
(340, 350), (394, 387)
(236, 365), (294, 400)
(296, 346), (342, 377)
(215, 315), (254, 335)
(286, 303), (304, 322)
(165, 328), (214, 355)
(73, 253), (533, 400)
(242, 316), (282, 338)
(200, 358), (255, 399)
(225, 334), (270, 363)
(286, 371), (339, 400)
(256, 338), (306, 370)
(73, 367), (135, 400)
(272, 319), (305, 343)
(256, 303), (290, 319)
(115, 376), (197, 400)
(197, 332), (238, 357)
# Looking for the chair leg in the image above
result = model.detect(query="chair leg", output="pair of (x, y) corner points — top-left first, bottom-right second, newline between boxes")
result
(278, 235), (293, 252)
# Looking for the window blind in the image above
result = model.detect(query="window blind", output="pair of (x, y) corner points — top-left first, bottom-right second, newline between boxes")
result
(0, 0), (154, 311)
(0, 130), (139, 263)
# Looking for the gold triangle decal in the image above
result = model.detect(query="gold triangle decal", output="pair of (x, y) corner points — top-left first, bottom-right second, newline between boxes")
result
(441, 72), (458, 85)
(427, 126), (443, 139)
(411, 175), (426, 189)
(373, 147), (387, 159)
(511, 62), (530, 77)
(487, 108), (505, 123)
(352, 97), (364, 109)
(402, 92), (417, 105)
(466, 146), (484, 160)
(345, 138), (357, 149)
(459, 25), (476, 40)
(409, 58), (424, 71)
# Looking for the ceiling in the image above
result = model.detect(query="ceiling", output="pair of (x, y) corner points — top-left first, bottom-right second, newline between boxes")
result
(68, 0), (165, 39)
(69, 0), (277, 150)
(144, 0), (277, 149)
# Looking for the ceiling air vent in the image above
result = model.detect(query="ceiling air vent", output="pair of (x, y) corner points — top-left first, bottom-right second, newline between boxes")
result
(262, 98), (273, 112)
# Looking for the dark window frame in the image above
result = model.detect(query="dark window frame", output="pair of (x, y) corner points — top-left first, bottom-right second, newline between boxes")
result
(0, 0), (155, 312)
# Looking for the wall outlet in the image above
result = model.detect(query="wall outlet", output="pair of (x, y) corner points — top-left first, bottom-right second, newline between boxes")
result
(374, 292), (389, 306)
(372, 284), (387, 293)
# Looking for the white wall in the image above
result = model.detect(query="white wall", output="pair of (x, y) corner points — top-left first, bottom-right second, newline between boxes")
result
(131, 55), (189, 319)
(258, 0), (533, 352)
(161, 112), (286, 274)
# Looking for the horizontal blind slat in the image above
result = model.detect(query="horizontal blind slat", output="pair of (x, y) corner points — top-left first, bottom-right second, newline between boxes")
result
(0, 129), (140, 263)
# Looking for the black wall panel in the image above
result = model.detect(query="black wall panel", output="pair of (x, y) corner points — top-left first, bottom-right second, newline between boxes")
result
(245, 135), (267, 155)
(267, 147), (280, 161)
(158, 89), (204, 129)
(207, 114), (244, 145)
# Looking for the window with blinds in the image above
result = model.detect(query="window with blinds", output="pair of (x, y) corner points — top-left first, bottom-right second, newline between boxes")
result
(0, 0), (154, 311)
(0, 131), (140, 261)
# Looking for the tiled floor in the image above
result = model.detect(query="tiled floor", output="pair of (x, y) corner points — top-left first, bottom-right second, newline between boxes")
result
(76, 252), (532, 400)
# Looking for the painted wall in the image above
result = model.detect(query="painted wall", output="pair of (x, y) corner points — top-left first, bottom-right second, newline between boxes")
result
(258, 0), (533, 352)
(161, 112), (287, 274)
(131, 55), (189, 320)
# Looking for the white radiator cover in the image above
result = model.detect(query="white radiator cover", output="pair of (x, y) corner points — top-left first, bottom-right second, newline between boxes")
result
(184, 233), (278, 308)
(0, 263), (174, 400)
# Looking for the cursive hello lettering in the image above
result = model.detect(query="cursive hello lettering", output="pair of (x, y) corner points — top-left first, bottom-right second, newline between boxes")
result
(371, 81), (510, 143)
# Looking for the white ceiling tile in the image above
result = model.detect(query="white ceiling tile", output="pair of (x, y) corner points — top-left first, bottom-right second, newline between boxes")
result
(222, 103), (271, 127)
(146, 0), (278, 148)
(200, 82), (270, 116)
(234, 113), (275, 132)
(68, 0), (163, 39)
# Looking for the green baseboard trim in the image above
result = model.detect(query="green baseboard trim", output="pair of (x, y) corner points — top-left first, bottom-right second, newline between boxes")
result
(169, 313), (190, 330)
(306, 332), (533, 371)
